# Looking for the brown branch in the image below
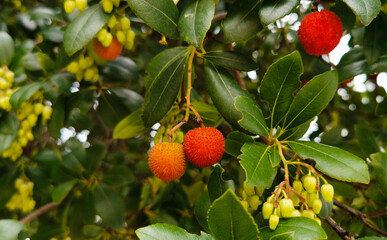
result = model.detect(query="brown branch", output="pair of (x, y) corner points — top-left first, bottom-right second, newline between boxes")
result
(325, 216), (355, 240)
(212, 12), (227, 23)
(21, 202), (58, 224)
(367, 209), (387, 219)
(334, 199), (387, 237)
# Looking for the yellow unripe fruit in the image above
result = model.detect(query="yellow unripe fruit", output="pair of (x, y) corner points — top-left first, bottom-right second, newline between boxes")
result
(290, 209), (301, 217)
(303, 175), (317, 193)
(120, 17), (130, 30)
(85, 56), (94, 67)
(307, 192), (318, 206)
(243, 181), (256, 196)
(269, 214), (279, 230)
(84, 68), (94, 80)
(176, 131), (184, 143)
(312, 199), (322, 214)
(289, 191), (300, 206)
(302, 209), (315, 219)
(102, 33), (113, 47)
(103, 0), (113, 13)
(97, 28), (108, 42)
(262, 202), (274, 219)
(321, 183), (334, 202)
(113, 0), (120, 7)
(34, 103), (44, 115)
(67, 61), (79, 73)
(279, 198), (294, 218)
(116, 30), (126, 43)
(241, 200), (249, 212)
(247, 195), (259, 211)
(75, 0), (87, 12)
(64, 0), (76, 14)
(0, 68), (4, 76)
(27, 114), (38, 126)
(4, 71), (14, 82)
(293, 180), (303, 193)
(42, 105), (53, 121)
(79, 58), (88, 70)
(315, 218), (322, 226)
(108, 15), (117, 29)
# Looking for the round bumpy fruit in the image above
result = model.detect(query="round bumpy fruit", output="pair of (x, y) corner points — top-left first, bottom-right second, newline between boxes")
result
(148, 142), (187, 182)
(298, 10), (343, 56)
(93, 36), (123, 60)
(183, 127), (225, 168)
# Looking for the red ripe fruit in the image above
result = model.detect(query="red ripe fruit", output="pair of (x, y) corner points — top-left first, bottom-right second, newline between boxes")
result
(183, 127), (225, 168)
(93, 36), (123, 60)
(148, 142), (187, 181)
(298, 10), (343, 56)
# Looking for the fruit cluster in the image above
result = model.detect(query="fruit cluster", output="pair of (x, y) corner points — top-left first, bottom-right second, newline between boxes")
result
(2, 91), (52, 161)
(154, 125), (184, 144)
(0, 66), (16, 111)
(64, 0), (87, 14)
(148, 127), (225, 182)
(6, 178), (36, 213)
(67, 55), (99, 82)
(94, 14), (135, 60)
(240, 181), (263, 212)
(262, 171), (334, 230)
(0, 66), (52, 161)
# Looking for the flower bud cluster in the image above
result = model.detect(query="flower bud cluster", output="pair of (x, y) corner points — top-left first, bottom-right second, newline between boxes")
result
(6, 178), (36, 213)
(0, 67), (52, 161)
(67, 55), (99, 82)
(263, 172), (334, 230)
(154, 125), (184, 144)
(0, 66), (16, 111)
(97, 14), (135, 50)
(64, 0), (87, 14)
(240, 181), (263, 212)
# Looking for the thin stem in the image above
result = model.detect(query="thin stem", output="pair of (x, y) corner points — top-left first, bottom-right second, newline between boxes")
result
(184, 48), (197, 122)
(276, 139), (290, 193)
(189, 106), (205, 127)
(168, 119), (186, 142)
(212, 12), (227, 23)
(21, 202), (58, 224)
(325, 216), (355, 240)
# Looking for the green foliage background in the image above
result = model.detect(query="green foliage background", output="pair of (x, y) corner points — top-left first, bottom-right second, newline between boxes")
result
(0, 0), (386, 239)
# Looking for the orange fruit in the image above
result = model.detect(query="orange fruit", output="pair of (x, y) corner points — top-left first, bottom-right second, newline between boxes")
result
(93, 36), (123, 60)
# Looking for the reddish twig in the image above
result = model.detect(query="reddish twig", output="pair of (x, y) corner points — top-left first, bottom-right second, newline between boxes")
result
(325, 216), (355, 240)
(21, 202), (58, 224)
(334, 199), (387, 237)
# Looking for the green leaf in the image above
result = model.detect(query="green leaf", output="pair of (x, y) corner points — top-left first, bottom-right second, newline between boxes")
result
(201, 51), (258, 71)
(93, 183), (125, 229)
(357, 237), (387, 240)
(259, 217), (327, 240)
(331, 1), (356, 31)
(37, 52), (55, 74)
(178, 0), (214, 49)
(259, 0), (299, 26)
(283, 70), (338, 130)
(225, 131), (254, 157)
(82, 225), (104, 238)
(343, 0), (381, 26)
(0, 220), (27, 240)
(113, 109), (147, 139)
(370, 153), (387, 197)
(194, 192), (211, 232)
(204, 61), (254, 133)
(207, 189), (259, 240)
(47, 95), (65, 138)
(208, 165), (235, 202)
(287, 141), (370, 183)
(100, 56), (139, 82)
(52, 179), (78, 203)
(239, 143), (277, 189)
(376, 94), (387, 115)
(191, 101), (223, 127)
(136, 223), (214, 240)
(103, 166), (134, 185)
(336, 47), (369, 82)
(234, 96), (269, 136)
(279, 119), (312, 141)
(364, 14), (386, 64)
(354, 124), (380, 156)
(98, 88), (143, 129)
(84, 143), (105, 174)
(268, 145), (281, 167)
(9, 82), (45, 110)
(0, 32), (14, 66)
(127, 0), (180, 39)
(142, 47), (189, 127)
(63, 5), (110, 55)
(222, 0), (263, 43)
(260, 51), (303, 128)
(0, 113), (19, 153)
